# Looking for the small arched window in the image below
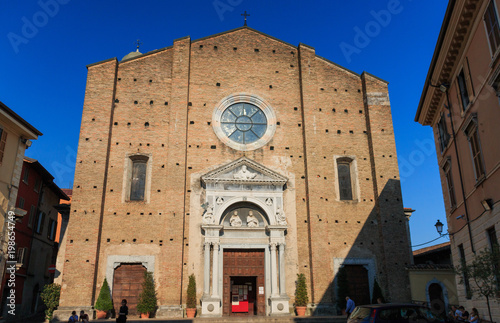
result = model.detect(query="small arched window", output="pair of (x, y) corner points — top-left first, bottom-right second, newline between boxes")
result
(337, 158), (353, 200)
(129, 155), (148, 201)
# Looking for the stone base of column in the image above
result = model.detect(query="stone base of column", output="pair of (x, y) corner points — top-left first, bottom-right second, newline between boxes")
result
(269, 295), (290, 316)
(200, 296), (222, 317)
(53, 306), (94, 322)
(156, 305), (184, 318)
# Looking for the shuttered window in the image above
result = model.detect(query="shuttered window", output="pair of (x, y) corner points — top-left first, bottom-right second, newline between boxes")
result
(443, 160), (456, 208)
(0, 128), (8, 165)
(485, 1), (500, 55)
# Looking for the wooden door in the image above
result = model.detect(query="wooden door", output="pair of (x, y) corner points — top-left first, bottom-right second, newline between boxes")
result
(344, 265), (370, 306)
(223, 249), (265, 316)
(112, 264), (146, 316)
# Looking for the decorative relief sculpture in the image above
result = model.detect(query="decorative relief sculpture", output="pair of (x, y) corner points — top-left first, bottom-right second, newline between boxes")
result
(229, 211), (242, 227)
(275, 207), (287, 225)
(233, 165), (256, 180)
(265, 197), (273, 206)
(246, 211), (259, 227)
(203, 206), (215, 225)
(216, 197), (224, 205)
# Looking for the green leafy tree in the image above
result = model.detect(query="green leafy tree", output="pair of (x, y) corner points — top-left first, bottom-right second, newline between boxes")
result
(456, 246), (500, 322)
(295, 273), (308, 306)
(137, 271), (158, 315)
(95, 278), (113, 312)
(336, 266), (349, 311)
(371, 279), (385, 304)
(41, 283), (61, 321)
(186, 274), (197, 308)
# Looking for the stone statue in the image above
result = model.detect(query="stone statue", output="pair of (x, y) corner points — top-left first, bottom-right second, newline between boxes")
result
(203, 206), (215, 225)
(229, 210), (242, 227)
(233, 165), (256, 180)
(246, 211), (259, 227)
(276, 207), (287, 225)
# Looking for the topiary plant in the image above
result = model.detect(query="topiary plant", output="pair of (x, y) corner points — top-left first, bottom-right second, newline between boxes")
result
(137, 271), (158, 315)
(41, 283), (61, 321)
(95, 278), (113, 312)
(186, 274), (197, 308)
(295, 273), (308, 307)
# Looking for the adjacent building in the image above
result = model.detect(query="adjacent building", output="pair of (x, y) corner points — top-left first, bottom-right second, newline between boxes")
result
(1, 158), (69, 319)
(0, 101), (42, 316)
(55, 26), (412, 319)
(416, 0), (500, 320)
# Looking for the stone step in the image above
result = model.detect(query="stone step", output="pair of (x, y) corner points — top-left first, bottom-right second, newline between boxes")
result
(123, 316), (346, 323)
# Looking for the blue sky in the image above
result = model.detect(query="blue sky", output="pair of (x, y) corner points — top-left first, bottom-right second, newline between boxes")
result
(0, 0), (450, 249)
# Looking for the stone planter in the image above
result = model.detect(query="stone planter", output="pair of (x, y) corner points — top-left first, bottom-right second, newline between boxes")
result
(140, 312), (150, 318)
(96, 310), (107, 319)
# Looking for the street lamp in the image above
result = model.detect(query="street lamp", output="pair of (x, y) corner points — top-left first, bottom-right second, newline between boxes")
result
(435, 220), (444, 236)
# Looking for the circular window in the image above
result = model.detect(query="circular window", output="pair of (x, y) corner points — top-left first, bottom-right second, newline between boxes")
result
(213, 94), (276, 151)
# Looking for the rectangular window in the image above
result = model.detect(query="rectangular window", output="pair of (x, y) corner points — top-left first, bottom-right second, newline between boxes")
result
(464, 118), (485, 180)
(437, 113), (450, 152)
(18, 197), (25, 210)
(458, 244), (472, 299)
(487, 226), (498, 248)
(443, 160), (456, 208)
(0, 127), (7, 165)
(485, 0), (500, 55)
(130, 159), (147, 201)
(28, 205), (36, 228)
(35, 211), (45, 234)
(16, 248), (26, 266)
(47, 219), (57, 241)
(34, 177), (41, 193)
(23, 167), (29, 184)
(457, 69), (470, 110)
(338, 159), (353, 200)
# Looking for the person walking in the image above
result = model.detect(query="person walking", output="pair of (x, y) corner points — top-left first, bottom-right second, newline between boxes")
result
(116, 299), (128, 323)
(346, 296), (356, 318)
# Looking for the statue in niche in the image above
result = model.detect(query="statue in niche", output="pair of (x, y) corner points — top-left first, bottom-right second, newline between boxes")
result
(233, 165), (256, 180)
(203, 206), (215, 225)
(216, 197), (224, 205)
(276, 207), (287, 225)
(265, 198), (273, 206)
(229, 210), (242, 227)
(246, 211), (259, 227)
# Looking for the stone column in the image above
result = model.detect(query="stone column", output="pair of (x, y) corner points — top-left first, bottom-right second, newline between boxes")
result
(270, 243), (279, 297)
(278, 243), (286, 295)
(203, 242), (211, 296)
(211, 242), (220, 297)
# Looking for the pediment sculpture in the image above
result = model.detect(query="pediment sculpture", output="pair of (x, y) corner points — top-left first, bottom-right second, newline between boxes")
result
(246, 211), (259, 227)
(229, 211), (242, 227)
(233, 165), (257, 180)
(276, 207), (287, 225)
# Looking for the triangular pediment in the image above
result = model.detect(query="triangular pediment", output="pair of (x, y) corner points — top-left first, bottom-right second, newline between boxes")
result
(201, 157), (288, 186)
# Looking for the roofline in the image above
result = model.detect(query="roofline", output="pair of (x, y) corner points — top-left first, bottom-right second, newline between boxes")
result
(362, 71), (389, 85)
(191, 26), (297, 50)
(86, 57), (117, 69)
(23, 157), (70, 200)
(0, 101), (43, 137)
(120, 45), (173, 64)
(415, 0), (456, 123)
(315, 54), (360, 78)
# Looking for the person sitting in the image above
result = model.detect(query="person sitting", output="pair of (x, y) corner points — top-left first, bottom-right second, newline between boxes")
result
(455, 306), (464, 322)
(461, 310), (470, 322)
(68, 311), (78, 323)
(79, 310), (89, 322)
(469, 308), (479, 323)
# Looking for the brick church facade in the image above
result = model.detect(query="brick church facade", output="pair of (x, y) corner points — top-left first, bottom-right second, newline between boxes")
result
(55, 26), (411, 318)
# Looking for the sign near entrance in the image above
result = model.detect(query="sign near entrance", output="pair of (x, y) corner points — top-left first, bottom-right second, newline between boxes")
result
(259, 286), (264, 294)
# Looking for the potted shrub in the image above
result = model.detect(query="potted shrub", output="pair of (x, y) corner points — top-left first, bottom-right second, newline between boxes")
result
(295, 273), (308, 316)
(95, 278), (113, 319)
(137, 271), (157, 318)
(41, 283), (61, 322)
(186, 274), (197, 318)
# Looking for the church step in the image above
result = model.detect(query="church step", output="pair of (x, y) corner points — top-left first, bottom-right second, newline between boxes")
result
(123, 316), (346, 323)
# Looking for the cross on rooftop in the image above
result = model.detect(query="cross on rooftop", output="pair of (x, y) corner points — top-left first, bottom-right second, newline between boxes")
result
(241, 11), (250, 26)
(135, 39), (142, 52)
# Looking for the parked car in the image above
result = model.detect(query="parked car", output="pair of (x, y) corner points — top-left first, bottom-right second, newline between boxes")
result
(348, 304), (447, 323)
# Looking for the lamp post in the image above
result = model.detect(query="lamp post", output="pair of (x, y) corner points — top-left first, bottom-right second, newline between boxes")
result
(435, 219), (444, 236)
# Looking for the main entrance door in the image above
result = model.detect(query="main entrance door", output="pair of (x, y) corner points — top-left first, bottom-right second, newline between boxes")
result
(223, 249), (265, 316)
(112, 264), (146, 316)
